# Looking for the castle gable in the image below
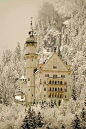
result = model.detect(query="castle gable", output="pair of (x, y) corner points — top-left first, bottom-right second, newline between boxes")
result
(42, 53), (68, 71)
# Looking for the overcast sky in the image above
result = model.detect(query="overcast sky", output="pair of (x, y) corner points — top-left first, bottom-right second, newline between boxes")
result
(0, 0), (42, 58)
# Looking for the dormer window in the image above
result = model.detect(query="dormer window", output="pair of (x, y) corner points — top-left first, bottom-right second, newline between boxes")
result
(53, 66), (57, 69)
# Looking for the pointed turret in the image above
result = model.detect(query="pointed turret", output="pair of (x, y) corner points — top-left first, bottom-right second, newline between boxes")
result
(25, 18), (38, 105)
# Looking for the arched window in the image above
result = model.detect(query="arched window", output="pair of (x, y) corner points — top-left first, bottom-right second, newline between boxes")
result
(57, 94), (59, 98)
(52, 81), (54, 84)
(49, 93), (51, 98)
(58, 88), (59, 91)
(55, 94), (56, 98)
(55, 81), (57, 84)
(60, 94), (62, 98)
(60, 81), (62, 84)
(52, 93), (54, 98)
(52, 87), (54, 91)
(49, 80), (51, 84)
(55, 88), (57, 91)
(50, 87), (51, 91)
(61, 88), (62, 91)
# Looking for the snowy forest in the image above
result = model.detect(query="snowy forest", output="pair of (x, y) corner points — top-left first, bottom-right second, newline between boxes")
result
(0, 0), (86, 129)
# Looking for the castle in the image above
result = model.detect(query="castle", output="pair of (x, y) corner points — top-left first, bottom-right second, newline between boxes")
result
(16, 21), (71, 106)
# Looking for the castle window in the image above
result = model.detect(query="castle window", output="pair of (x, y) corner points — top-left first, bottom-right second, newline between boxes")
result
(49, 94), (51, 98)
(57, 94), (59, 98)
(55, 88), (57, 91)
(52, 87), (54, 91)
(60, 81), (62, 85)
(44, 88), (46, 91)
(55, 81), (57, 84)
(45, 74), (49, 77)
(28, 78), (30, 81)
(44, 95), (46, 97)
(65, 89), (67, 92)
(50, 87), (51, 91)
(28, 89), (30, 91)
(32, 94), (33, 97)
(53, 75), (57, 78)
(65, 95), (66, 98)
(58, 88), (59, 91)
(58, 81), (60, 84)
(55, 94), (57, 97)
(44, 81), (46, 84)
(52, 81), (54, 84)
(60, 94), (62, 98)
(49, 80), (51, 84)
(52, 93), (54, 98)
(61, 88), (62, 91)
(61, 75), (65, 78)
(53, 66), (57, 69)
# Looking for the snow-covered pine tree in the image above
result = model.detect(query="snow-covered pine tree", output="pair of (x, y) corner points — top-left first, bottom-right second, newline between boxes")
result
(36, 112), (44, 128)
(21, 107), (37, 129)
(80, 107), (86, 129)
(71, 114), (81, 129)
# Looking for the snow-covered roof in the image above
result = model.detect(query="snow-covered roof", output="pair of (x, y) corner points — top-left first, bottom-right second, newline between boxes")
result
(19, 76), (26, 80)
(15, 95), (25, 101)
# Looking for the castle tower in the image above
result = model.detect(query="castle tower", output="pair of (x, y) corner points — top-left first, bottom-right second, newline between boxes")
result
(25, 18), (38, 104)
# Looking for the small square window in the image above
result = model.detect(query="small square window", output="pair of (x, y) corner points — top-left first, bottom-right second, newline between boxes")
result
(44, 88), (46, 91)
(28, 89), (30, 91)
(53, 66), (57, 69)
(28, 78), (30, 81)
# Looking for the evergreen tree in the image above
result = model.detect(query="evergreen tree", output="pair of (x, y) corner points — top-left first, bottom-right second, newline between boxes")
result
(71, 114), (81, 129)
(36, 112), (44, 128)
(72, 85), (77, 101)
(80, 107), (86, 129)
(21, 107), (44, 129)
(21, 107), (37, 129)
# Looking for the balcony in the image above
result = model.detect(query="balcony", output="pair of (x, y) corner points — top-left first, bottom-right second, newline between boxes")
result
(47, 78), (67, 86)
(48, 90), (64, 93)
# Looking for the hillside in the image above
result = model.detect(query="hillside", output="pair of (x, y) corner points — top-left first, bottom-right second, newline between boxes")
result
(35, 0), (86, 99)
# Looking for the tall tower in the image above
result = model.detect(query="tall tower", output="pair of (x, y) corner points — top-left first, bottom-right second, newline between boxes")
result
(25, 18), (38, 104)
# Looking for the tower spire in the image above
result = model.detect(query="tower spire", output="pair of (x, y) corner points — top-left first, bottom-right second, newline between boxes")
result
(29, 17), (33, 37)
(30, 17), (33, 30)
